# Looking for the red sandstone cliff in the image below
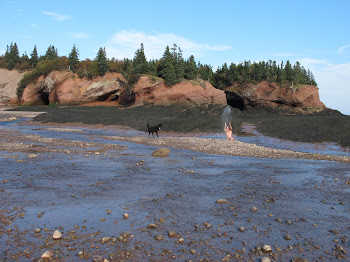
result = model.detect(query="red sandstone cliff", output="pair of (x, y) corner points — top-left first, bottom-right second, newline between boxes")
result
(225, 81), (325, 113)
(0, 69), (327, 113)
(120, 76), (227, 106)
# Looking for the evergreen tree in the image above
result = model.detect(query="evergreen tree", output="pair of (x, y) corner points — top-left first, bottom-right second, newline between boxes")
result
(20, 52), (30, 64)
(45, 45), (58, 60)
(174, 47), (185, 80)
(184, 55), (197, 80)
(29, 45), (38, 68)
(284, 60), (293, 82)
(158, 46), (177, 86)
(68, 44), (79, 73)
(132, 43), (148, 74)
(6, 43), (20, 69)
(95, 47), (109, 76)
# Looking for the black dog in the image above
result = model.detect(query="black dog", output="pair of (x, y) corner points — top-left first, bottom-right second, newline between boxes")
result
(147, 124), (163, 137)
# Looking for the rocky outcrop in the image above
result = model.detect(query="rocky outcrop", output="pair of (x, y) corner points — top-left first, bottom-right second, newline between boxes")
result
(0, 69), (327, 113)
(21, 71), (126, 105)
(225, 81), (325, 113)
(0, 69), (25, 103)
(119, 76), (227, 106)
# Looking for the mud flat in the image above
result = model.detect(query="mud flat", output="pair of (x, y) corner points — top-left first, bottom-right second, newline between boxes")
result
(0, 119), (349, 261)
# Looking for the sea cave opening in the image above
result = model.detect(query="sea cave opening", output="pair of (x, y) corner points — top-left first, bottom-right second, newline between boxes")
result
(225, 92), (245, 111)
(39, 91), (49, 105)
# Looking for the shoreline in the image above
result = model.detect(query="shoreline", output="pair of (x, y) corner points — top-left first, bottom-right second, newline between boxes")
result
(106, 136), (350, 164)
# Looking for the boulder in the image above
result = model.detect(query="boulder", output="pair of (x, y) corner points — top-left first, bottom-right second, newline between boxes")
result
(152, 148), (170, 157)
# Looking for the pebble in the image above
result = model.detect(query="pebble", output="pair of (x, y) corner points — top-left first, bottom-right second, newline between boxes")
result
(168, 230), (176, 238)
(238, 226), (245, 232)
(147, 223), (157, 229)
(41, 250), (53, 259)
(53, 230), (62, 240)
(261, 257), (271, 262)
(154, 234), (164, 241)
(216, 199), (228, 204)
(284, 234), (292, 240)
(251, 206), (258, 212)
(123, 213), (129, 219)
(35, 228), (41, 234)
(262, 245), (272, 252)
(178, 238), (185, 243)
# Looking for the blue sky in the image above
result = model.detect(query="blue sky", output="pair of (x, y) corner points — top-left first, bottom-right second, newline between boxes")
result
(1, 0), (350, 114)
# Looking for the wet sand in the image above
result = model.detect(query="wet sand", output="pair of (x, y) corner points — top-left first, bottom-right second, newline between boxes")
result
(0, 117), (349, 261)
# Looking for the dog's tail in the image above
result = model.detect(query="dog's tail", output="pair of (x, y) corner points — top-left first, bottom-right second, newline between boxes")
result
(147, 124), (149, 129)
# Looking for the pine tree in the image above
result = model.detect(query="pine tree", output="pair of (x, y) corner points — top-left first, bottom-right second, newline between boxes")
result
(174, 47), (185, 80)
(6, 42), (20, 69)
(132, 43), (148, 74)
(158, 46), (177, 86)
(284, 60), (293, 82)
(45, 45), (58, 60)
(96, 47), (109, 76)
(20, 52), (30, 64)
(29, 45), (38, 68)
(184, 55), (197, 80)
(68, 44), (79, 73)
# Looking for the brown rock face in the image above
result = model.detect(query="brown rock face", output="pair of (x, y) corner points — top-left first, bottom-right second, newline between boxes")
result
(0, 69), (25, 103)
(21, 71), (126, 105)
(121, 76), (227, 106)
(225, 81), (325, 113)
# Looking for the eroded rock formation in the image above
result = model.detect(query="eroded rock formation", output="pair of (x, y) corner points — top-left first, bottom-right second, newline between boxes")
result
(225, 81), (325, 113)
(119, 76), (227, 106)
(21, 71), (126, 105)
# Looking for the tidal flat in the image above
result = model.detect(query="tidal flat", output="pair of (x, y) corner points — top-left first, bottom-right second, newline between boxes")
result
(0, 107), (349, 261)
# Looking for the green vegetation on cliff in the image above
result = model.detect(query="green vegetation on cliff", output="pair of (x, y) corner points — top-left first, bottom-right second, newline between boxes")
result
(0, 42), (316, 97)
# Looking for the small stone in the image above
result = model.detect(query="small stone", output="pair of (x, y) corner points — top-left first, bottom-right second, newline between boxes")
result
(27, 154), (38, 159)
(168, 230), (176, 238)
(262, 245), (272, 252)
(216, 199), (228, 204)
(123, 213), (129, 219)
(35, 228), (41, 234)
(284, 234), (292, 240)
(92, 255), (104, 262)
(251, 206), (258, 212)
(41, 250), (53, 258)
(147, 223), (157, 229)
(238, 227), (245, 232)
(53, 230), (62, 240)
(178, 237), (185, 243)
(101, 237), (110, 244)
(154, 234), (164, 241)
(261, 257), (271, 262)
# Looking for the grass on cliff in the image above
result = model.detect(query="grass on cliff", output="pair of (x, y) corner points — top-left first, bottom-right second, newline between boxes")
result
(8, 105), (350, 147)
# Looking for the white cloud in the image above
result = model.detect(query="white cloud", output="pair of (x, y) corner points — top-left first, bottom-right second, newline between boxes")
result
(72, 32), (89, 39)
(299, 58), (350, 115)
(41, 10), (71, 21)
(337, 44), (350, 54)
(105, 30), (231, 60)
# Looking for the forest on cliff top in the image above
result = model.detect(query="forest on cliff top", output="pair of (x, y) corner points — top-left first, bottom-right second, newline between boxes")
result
(0, 42), (317, 98)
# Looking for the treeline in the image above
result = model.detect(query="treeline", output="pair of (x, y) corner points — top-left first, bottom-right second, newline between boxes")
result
(212, 60), (317, 89)
(0, 42), (317, 98)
